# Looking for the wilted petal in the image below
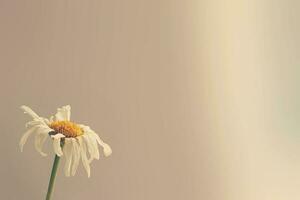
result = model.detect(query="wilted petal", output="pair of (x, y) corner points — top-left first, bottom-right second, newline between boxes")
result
(93, 133), (112, 157)
(63, 139), (73, 177)
(78, 137), (91, 177)
(55, 105), (71, 121)
(51, 133), (65, 157)
(83, 134), (100, 163)
(71, 138), (80, 176)
(34, 132), (48, 156)
(20, 105), (40, 119)
(20, 127), (37, 152)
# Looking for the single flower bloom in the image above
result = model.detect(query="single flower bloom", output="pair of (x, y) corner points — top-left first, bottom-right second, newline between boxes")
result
(20, 105), (112, 177)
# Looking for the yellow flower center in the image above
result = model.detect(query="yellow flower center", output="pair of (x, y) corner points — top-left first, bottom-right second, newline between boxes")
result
(49, 120), (83, 138)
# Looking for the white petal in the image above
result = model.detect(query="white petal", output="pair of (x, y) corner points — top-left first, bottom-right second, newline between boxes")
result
(20, 105), (40, 119)
(55, 105), (71, 121)
(25, 120), (42, 128)
(83, 134), (99, 163)
(19, 127), (37, 152)
(51, 133), (65, 157)
(71, 138), (80, 176)
(82, 135), (93, 161)
(36, 125), (53, 133)
(93, 133), (112, 157)
(78, 137), (91, 177)
(34, 132), (48, 156)
(79, 125), (112, 157)
(102, 143), (112, 157)
(63, 139), (73, 177)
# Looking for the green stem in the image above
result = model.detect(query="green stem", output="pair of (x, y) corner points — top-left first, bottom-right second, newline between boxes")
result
(45, 140), (64, 200)
(45, 154), (61, 200)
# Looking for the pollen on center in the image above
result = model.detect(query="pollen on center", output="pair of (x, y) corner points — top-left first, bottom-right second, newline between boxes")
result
(49, 120), (83, 138)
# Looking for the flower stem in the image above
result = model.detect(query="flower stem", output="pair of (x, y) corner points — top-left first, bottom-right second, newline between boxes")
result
(45, 154), (61, 200)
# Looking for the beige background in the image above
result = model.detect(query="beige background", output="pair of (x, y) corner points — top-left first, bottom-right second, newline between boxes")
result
(0, 0), (300, 200)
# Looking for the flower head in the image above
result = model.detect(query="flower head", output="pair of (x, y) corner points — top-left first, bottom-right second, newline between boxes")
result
(20, 105), (112, 177)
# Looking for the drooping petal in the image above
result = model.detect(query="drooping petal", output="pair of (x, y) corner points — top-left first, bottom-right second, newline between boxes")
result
(71, 138), (80, 176)
(82, 135), (93, 161)
(102, 143), (112, 157)
(25, 120), (42, 128)
(90, 134), (100, 160)
(34, 132), (48, 156)
(19, 127), (37, 152)
(55, 105), (71, 121)
(78, 137), (91, 177)
(20, 105), (40, 119)
(83, 134), (100, 163)
(93, 133), (112, 157)
(79, 124), (112, 157)
(63, 139), (73, 177)
(51, 133), (65, 157)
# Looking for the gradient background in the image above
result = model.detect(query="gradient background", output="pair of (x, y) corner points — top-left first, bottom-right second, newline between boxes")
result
(0, 0), (300, 200)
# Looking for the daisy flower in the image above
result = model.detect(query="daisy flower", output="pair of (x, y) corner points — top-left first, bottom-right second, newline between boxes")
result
(20, 105), (112, 177)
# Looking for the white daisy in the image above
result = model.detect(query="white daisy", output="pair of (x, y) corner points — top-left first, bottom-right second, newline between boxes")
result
(20, 105), (112, 177)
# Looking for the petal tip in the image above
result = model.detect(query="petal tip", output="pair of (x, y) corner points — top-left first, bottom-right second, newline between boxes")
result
(103, 144), (112, 157)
